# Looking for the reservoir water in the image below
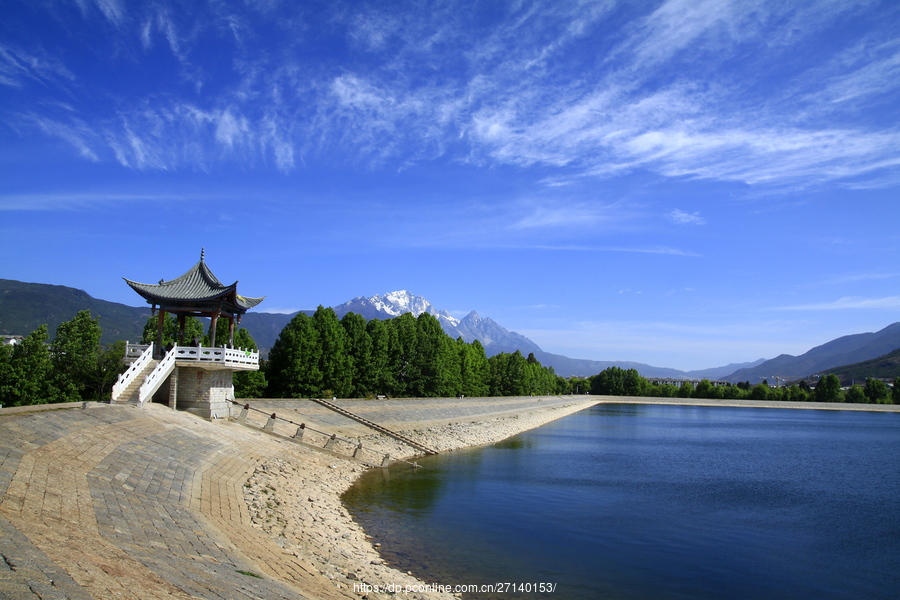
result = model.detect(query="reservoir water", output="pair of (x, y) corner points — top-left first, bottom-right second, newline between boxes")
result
(342, 404), (900, 599)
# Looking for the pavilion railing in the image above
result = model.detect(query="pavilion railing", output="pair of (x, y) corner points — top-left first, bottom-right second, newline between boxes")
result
(124, 343), (259, 369)
(125, 343), (151, 362)
(171, 345), (259, 367)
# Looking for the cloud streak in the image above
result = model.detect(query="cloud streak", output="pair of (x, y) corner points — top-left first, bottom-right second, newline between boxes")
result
(776, 296), (900, 311)
(3, 0), (899, 189)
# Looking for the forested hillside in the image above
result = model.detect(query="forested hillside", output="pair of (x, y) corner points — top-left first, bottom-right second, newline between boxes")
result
(821, 348), (900, 385)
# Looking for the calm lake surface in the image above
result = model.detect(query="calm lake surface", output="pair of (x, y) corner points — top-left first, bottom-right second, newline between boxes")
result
(342, 404), (900, 599)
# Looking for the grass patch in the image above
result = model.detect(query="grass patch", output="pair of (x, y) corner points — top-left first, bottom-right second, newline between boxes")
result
(236, 569), (263, 579)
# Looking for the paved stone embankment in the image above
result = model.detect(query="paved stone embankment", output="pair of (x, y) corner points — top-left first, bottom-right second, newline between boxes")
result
(0, 396), (596, 600)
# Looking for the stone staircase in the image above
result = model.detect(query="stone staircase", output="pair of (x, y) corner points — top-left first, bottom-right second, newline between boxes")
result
(111, 359), (159, 405)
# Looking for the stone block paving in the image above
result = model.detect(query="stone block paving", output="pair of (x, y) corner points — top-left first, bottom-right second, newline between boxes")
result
(0, 404), (324, 600)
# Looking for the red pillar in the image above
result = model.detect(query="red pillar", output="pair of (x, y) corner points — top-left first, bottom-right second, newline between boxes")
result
(209, 310), (219, 348)
(156, 308), (166, 358)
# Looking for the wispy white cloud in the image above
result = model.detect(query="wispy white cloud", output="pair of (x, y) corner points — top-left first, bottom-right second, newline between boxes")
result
(521, 244), (701, 257)
(25, 114), (99, 162)
(0, 191), (210, 211)
(0, 45), (74, 88)
(667, 209), (706, 225)
(805, 271), (900, 287)
(74, 0), (126, 26)
(5, 0), (899, 190)
(815, 40), (900, 106)
(775, 296), (900, 310)
(510, 201), (617, 230)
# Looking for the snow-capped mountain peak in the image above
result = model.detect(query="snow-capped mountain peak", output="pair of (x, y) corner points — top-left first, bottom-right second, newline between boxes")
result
(335, 291), (460, 326)
(331, 291), (542, 356)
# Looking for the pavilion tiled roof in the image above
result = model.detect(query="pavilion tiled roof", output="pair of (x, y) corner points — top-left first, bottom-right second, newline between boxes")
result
(124, 252), (264, 314)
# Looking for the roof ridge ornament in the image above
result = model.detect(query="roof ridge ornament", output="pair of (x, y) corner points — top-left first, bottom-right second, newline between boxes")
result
(200, 247), (205, 261)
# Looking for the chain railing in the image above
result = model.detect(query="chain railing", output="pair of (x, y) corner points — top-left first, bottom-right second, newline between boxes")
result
(230, 401), (423, 468)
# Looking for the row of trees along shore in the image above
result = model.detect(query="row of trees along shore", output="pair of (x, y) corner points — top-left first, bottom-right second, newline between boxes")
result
(588, 366), (900, 404)
(4, 308), (897, 406)
(265, 307), (569, 398)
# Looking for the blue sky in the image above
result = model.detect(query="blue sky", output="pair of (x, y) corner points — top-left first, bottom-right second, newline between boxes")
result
(2, 0), (899, 371)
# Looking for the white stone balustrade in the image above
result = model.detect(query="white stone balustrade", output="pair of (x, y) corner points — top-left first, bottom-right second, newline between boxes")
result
(138, 345), (178, 405)
(124, 343), (259, 370)
(111, 343), (154, 401)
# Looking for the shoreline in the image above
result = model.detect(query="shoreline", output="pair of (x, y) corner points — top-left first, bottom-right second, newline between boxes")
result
(241, 397), (598, 600)
(592, 395), (900, 412)
(1, 396), (896, 599)
(239, 395), (900, 598)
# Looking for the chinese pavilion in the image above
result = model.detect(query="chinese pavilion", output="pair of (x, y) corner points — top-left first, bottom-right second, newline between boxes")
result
(112, 250), (264, 419)
(124, 249), (264, 352)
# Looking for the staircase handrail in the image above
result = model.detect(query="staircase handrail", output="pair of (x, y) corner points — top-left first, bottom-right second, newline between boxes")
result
(112, 342), (154, 402)
(138, 345), (177, 405)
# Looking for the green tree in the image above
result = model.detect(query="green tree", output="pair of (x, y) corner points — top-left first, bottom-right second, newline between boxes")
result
(489, 351), (526, 396)
(51, 310), (102, 400)
(845, 384), (866, 404)
(366, 318), (397, 396)
(231, 328), (266, 398)
(623, 369), (648, 397)
(458, 338), (490, 398)
(342, 312), (374, 397)
(677, 380), (694, 398)
(590, 367), (626, 395)
(314, 306), (351, 397)
(568, 377), (589, 395)
(408, 313), (453, 397)
(863, 378), (890, 404)
(787, 384), (810, 402)
(0, 325), (68, 406)
(141, 314), (204, 347)
(749, 383), (769, 401)
(893, 377), (900, 404)
(693, 379), (714, 399)
(265, 312), (322, 397)
(390, 313), (420, 396)
(91, 340), (126, 402)
(814, 374), (843, 403)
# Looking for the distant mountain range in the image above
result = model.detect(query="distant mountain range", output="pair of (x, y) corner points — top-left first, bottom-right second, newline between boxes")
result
(0, 279), (149, 345)
(822, 347), (900, 385)
(331, 291), (768, 379)
(722, 322), (900, 383)
(2, 279), (899, 381)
